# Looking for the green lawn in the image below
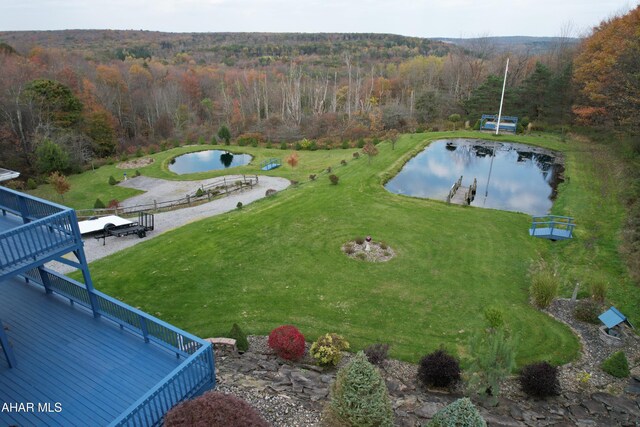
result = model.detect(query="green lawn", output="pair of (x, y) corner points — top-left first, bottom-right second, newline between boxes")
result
(63, 131), (637, 366)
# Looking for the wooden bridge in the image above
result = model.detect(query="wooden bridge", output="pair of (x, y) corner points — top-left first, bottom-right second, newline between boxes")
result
(529, 215), (575, 240)
(446, 176), (477, 206)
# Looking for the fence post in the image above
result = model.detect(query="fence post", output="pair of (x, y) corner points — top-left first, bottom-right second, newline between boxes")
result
(154, 199), (157, 211)
(140, 316), (150, 343)
(187, 195), (191, 206)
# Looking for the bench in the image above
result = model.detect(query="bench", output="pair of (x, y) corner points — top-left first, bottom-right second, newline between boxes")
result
(205, 337), (237, 352)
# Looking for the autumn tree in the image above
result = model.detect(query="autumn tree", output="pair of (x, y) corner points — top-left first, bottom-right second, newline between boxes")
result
(49, 171), (70, 202)
(573, 6), (640, 133)
(362, 141), (379, 164)
(286, 152), (299, 168)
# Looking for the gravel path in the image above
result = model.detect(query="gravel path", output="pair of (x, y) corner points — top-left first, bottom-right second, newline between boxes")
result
(48, 175), (290, 274)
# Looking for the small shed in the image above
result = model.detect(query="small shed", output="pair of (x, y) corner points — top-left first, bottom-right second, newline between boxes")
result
(599, 306), (634, 330)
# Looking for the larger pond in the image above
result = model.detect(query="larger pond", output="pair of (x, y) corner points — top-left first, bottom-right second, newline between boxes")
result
(168, 150), (252, 174)
(384, 139), (564, 215)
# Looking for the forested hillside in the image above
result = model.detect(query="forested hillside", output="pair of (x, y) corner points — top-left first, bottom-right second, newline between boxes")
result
(0, 30), (577, 176)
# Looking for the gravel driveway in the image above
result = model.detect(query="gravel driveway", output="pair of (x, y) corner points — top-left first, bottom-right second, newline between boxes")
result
(49, 175), (290, 274)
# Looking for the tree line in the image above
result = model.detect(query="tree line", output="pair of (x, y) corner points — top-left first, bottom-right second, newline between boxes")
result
(1, 9), (637, 178)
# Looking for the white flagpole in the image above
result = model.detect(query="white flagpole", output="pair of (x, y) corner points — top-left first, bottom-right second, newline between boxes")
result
(495, 58), (509, 135)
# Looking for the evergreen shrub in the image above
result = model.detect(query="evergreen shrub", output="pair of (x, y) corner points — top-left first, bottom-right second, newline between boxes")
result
(325, 351), (393, 427)
(427, 398), (486, 427)
(228, 323), (249, 353)
(601, 351), (630, 378)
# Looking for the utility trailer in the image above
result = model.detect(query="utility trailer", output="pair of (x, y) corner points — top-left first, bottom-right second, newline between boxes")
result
(95, 212), (155, 245)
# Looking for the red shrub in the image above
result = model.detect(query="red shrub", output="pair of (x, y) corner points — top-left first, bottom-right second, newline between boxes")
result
(164, 391), (268, 427)
(268, 325), (306, 361)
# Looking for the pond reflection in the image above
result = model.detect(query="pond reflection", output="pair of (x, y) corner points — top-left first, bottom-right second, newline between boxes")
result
(384, 139), (564, 215)
(168, 150), (252, 174)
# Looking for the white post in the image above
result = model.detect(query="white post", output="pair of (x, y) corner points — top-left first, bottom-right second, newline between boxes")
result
(495, 58), (509, 135)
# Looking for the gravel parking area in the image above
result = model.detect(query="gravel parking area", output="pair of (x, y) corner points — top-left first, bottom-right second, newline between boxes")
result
(49, 175), (290, 274)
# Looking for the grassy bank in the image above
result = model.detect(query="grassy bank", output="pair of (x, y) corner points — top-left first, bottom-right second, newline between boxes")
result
(72, 131), (609, 366)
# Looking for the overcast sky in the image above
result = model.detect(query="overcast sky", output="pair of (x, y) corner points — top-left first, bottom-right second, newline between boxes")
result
(1, 0), (638, 38)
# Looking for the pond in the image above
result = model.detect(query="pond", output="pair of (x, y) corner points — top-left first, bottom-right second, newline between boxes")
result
(168, 150), (252, 174)
(384, 139), (564, 215)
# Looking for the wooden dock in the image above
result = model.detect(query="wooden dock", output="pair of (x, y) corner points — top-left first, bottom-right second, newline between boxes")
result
(447, 176), (477, 206)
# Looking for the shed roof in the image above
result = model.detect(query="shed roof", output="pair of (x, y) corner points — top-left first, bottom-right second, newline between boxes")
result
(599, 306), (634, 329)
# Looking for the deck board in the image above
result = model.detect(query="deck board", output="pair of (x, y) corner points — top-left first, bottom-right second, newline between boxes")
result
(0, 276), (184, 426)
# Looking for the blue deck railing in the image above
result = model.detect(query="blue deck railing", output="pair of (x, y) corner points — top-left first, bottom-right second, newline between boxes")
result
(0, 187), (81, 279)
(21, 267), (216, 426)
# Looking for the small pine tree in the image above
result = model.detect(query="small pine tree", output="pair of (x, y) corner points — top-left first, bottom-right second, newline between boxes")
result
(94, 198), (106, 209)
(108, 175), (117, 185)
(325, 351), (393, 427)
(218, 125), (231, 145)
(228, 323), (249, 353)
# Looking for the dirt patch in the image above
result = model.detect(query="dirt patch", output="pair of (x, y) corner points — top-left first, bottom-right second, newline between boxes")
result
(341, 239), (396, 262)
(117, 157), (154, 169)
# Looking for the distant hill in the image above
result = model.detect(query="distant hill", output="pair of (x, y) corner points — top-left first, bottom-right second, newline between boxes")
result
(434, 36), (581, 54)
(0, 30), (453, 66)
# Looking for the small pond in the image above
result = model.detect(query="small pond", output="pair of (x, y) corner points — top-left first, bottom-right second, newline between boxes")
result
(168, 150), (252, 174)
(384, 139), (564, 215)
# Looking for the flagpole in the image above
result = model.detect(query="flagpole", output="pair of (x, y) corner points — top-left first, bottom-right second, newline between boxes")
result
(495, 58), (509, 135)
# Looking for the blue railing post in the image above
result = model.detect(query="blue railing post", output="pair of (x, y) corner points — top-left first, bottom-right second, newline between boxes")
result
(140, 316), (150, 343)
(0, 318), (17, 368)
(16, 195), (31, 224)
(37, 266), (53, 294)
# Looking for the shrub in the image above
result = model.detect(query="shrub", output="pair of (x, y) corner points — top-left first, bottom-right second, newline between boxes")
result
(329, 174), (339, 185)
(310, 333), (350, 367)
(590, 281), (608, 303)
(236, 202), (243, 210)
(134, 169), (141, 177)
(355, 236), (365, 245)
(280, 142), (288, 150)
(265, 189), (277, 197)
(309, 174), (317, 181)
(341, 159), (347, 166)
(601, 351), (630, 378)
(353, 152), (360, 159)
(484, 307), (505, 329)
(574, 299), (601, 324)
(357, 138), (365, 148)
(519, 362), (560, 397)
(107, 199), (120, 208)
(364, 343), (390, 367)
(26, 178), (38, 190)
(344, 243), (355, 255)
(418, 349), (461, 388)
(427, 398), (486, 427)
(195, 188), (204, 197)
(325, 351), (393, 427)
(135, 147), (144, 157)
(94, 198), (106, 209)
(342, 141), (350, 149)
(164, 391), (268, 427)
(529, 259), (559, 308)
(268, 325), (306, 361)
(265, 142), (272, 149)
(379, 242), (388, 250)
(326, 166), (332, 173)
(108, 175), (118, 185)
(228, 323), (249, 353)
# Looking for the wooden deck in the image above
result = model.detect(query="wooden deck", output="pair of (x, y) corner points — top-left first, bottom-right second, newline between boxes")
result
(0, 276), (183, 426)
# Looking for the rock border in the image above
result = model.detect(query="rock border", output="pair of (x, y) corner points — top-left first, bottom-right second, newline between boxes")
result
(341, 240), (396, 263)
